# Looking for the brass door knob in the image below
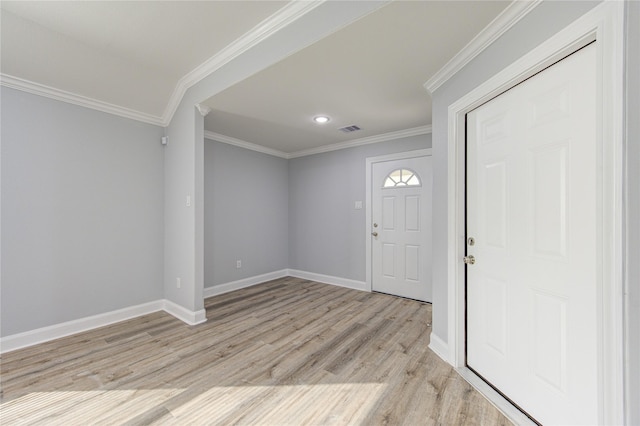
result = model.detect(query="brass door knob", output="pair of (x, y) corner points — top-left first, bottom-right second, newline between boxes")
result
(463, 255), (476, 265)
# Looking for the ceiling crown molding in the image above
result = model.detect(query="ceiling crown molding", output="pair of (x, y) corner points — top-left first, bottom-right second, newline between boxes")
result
(204, 131), (289, 159)
(287, 125), (433, 159)
(423, 0), (542, 94)
(0, 74), (164, 126)
(206, 125), (432, 160)
(162, 0), (326, 126)
(195, 104), (212, 116)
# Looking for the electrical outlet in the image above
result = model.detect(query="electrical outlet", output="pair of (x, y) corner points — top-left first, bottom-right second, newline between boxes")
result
(176, 277), (181, 288)
(236, 260), (242, 269)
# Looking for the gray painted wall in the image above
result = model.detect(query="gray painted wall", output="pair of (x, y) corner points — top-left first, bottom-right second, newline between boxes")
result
(164, 102), (203, 313)
(624, 1), (639, 422)
(1, 87), (165, 337)
(163, 1), (388, 316)
(288, 134), (430, 282)
(204, 139), (288, 287)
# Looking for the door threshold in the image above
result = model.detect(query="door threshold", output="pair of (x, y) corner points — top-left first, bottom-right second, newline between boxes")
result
(456, 367), (537, 426)
(372, 290), (431, 305)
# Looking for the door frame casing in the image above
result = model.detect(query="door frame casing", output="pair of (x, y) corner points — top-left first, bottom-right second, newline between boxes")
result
(365, 149), (432, 293)
(443, 2), (625, 424)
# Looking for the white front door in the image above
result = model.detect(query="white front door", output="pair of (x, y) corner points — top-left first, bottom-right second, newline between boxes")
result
(466, 43), (597, 424)
(371, 156), (432, 302)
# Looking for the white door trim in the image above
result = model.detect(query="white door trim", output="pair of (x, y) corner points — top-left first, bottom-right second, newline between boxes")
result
(365, 149), (432, 293)
(443, 2), (624, 424)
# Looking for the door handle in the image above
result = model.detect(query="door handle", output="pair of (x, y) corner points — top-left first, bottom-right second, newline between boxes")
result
(463, 255), (476, 265)
(371, 232), (378, 237)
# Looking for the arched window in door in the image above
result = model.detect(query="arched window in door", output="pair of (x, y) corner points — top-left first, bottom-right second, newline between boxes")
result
(383, 168), (421, 188)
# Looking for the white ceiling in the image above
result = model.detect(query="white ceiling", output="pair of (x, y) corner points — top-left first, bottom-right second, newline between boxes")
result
(0, 1), (287, 117)
(203, 1), (509, 153)
(1, 1), (510, 154)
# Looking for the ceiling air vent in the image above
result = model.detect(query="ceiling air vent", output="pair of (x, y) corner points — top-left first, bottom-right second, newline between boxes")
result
(338, 125), (361, 133)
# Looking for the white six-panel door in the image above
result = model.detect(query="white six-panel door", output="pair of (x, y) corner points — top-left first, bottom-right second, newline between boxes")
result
(372, 156), (432, 302)
(466, 43), (597, 424)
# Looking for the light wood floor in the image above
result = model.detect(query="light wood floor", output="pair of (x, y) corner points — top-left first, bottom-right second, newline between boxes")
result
(0, 277), (511, 425)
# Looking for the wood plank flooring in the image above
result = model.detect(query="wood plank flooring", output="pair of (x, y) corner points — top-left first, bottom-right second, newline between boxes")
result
(0, 277), (512, 425)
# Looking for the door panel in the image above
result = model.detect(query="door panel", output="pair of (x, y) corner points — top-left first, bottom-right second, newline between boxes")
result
(405, 196), (420, 231)
(466, 44), (597, 425)
(382, 243), (395, 278)
(405, 245), (419, 281)
(372, 156), (432, 302)
(382, 197), (395, 230)
(484, 161), (507, 248)
(531, 143), (569, 258)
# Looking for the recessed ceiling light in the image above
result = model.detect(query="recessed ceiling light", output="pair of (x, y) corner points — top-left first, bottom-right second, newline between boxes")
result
(313, 116), (330, 124)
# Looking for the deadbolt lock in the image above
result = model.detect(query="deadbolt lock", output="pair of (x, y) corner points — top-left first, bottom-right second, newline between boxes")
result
(468, 237), (475, 246)
(373, 223), (378, 228)
(463, 255), (476, 265)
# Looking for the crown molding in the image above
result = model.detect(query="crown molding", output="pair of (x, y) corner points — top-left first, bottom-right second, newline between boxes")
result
(287, 125), (433, 159)
(205, 125), (432, 160)
(162, 0), (326, 126)
(2, 70), (431, 158)
(195, 104), (212, 116)
(423, 0), (542, 94)
(204, 131), (289, 159)
(0, 74), (164, 126)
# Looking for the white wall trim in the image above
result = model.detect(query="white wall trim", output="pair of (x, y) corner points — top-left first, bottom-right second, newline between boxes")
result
(205, 269), (368, 295)
(287, 269), (367, 292)
(445, 2), (625, 424)
(288, 125), (432, 159)
(204, 131), (289, 159)
(162, 300), (207, 326)
(442, 338), (536, 423)
(0, 74), (164, 126)
(2, 76), (431, 160)
(1, 265), (432, 354)
(423, 0), (542, 94)
(0, 297), (214, 353)
(162, 0), (325, 125)
(456, 367), (537, 426)
(0, 266), (395, 354)
(203, 269), (289, 298)
(428, 332), (450, 364)
(196, 104), (212, 117)
(365, 149), (432, 295)
(206, 125), (432, 160)
(0, 300), (164, 354)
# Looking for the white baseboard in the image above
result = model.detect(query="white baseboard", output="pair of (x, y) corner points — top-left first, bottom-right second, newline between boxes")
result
(1, 269), (365, 353)
(0, 298), (212, 353)
(162, 300), (207, 326)
(204, 269), (367, 297)
(287, 269), (367, 292)
(203, 269), (288, 298)
(456, 367), (537, 426)
(428, 332), (451, 364)
(0, 300), (164, 353)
